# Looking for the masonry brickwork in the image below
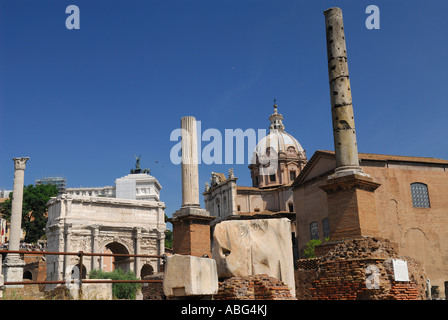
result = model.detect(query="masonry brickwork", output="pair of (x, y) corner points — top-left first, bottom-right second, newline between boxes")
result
(295, 237), (427, 300)
(293, 151), (448, 297)
(141, 273), (165, 300)
(214, 274), (296, 300)
(171, 216), (213, 257)
(320, 174), (380, 240)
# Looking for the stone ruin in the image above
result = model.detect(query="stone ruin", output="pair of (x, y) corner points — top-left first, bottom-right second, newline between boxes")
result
(295, 237), (427, 300)
(212, 218), (296, 298)
(163, 116), (296, 300)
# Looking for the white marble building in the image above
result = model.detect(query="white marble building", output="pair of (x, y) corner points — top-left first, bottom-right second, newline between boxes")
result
(65, 173), (161, 202)
(45, 161), (166, 289)
(45, 195), (166, 290)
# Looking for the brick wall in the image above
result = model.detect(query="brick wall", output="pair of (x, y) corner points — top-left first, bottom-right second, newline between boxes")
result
(190, 220), (212, 257)
(214, 274), (296, 300)
(172, 218), (192, 255)
(321, 174), (380, 241)
(295, 237), (427, 300)
(171, 216), (213, 257)
(142, 273), (165, 300)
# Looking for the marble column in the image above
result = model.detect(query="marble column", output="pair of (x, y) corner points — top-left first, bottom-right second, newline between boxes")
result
(170, 116), (214, 257)
(324, 8), (362, 176)
(134, 227), (141, 277)
(3, 157), (29, 286)
(157, 231), (165, 272)
(63, 223), (72, 280)
(91, 225), (100, 271)
(180, 116), (200, 207)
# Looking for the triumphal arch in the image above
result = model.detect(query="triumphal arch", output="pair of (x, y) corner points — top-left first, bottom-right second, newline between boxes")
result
(45, 192), (166, 290)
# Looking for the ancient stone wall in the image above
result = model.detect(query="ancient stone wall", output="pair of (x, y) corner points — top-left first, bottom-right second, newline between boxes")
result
(295, 237), (427, 300)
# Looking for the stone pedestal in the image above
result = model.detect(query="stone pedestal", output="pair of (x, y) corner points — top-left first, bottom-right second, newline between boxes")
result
(319, 173), (381, 241)
(169, 207), (215, 257)
(163, 254), (218, 298)
(2, 257), (26, 288)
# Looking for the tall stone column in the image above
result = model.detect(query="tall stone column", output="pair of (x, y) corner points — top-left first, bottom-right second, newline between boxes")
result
(169, 116), (214, 257)
(63, 223), (72, 280)
(3, 157), (29, 286)
(319, 8), (381, 241)
(324, 7), (362, 176)
(180, 116), (200, 207)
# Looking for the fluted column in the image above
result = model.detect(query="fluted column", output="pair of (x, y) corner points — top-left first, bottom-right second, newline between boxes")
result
(181, 116), (200, 207)
(324, 8), (362, 175)
(170, 116), (213, 257)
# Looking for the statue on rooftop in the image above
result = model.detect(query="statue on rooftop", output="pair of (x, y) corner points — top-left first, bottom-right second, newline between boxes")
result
(131, 155), (150, 174)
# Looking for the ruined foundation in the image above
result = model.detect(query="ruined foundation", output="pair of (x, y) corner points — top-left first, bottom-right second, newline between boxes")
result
(295, 237), (427, 300)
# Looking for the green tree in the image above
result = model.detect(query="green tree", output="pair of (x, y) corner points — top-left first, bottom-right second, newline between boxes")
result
(165, 229), (173, 249)
(164, 214), (173, 249)
(0, 184), (58, 243)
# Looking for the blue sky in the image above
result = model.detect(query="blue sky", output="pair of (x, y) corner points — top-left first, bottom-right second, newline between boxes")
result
(1, 0), (447, 219)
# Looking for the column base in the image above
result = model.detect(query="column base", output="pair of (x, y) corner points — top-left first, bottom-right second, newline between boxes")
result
(168, 206), (215, 257)
(173, 206), (210, 219)
(329, 166), (369, 179)
(2, 255), (25, 288)
(319, 172), (381, 241)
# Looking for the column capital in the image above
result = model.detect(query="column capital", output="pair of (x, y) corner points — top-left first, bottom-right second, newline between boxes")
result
(13, 157), (29, 170)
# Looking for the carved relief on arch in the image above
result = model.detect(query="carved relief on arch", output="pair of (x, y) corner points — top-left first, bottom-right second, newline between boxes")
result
(69, 234), (92, 253)
(97, 235), (134, 255)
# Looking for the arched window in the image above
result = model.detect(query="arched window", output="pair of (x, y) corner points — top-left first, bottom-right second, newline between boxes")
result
(309, 221), (319, 240)
(411, 183), (430, 208)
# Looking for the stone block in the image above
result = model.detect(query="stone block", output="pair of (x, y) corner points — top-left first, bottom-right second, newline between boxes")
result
(70, 282), (113, 300)
(163, 254), (218, 297)
(212, 218), (295, 296)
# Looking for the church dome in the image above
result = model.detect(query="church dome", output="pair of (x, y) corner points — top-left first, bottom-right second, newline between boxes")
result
(254, 102), (304, 158)
(255, 129), (304, 156)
